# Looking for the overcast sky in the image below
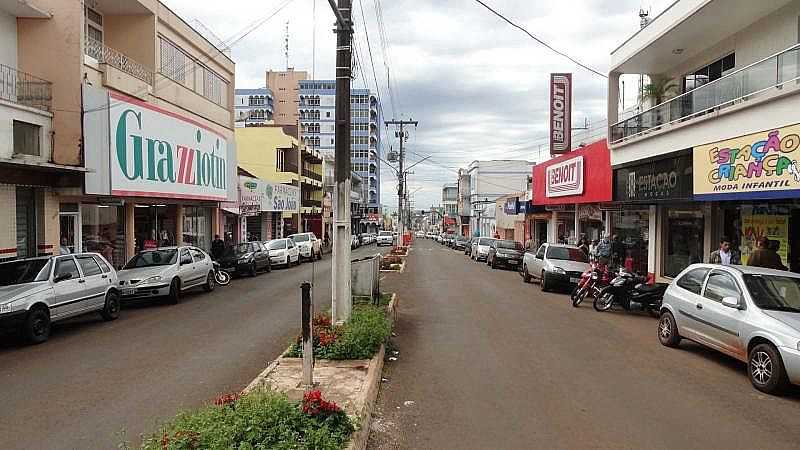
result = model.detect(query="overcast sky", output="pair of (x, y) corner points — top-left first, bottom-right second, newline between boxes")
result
(164, 0), (673, 210)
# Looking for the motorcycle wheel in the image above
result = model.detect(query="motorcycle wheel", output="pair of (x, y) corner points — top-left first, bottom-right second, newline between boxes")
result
(593, 288), (615, 312)
(571, 286), (588, 307)
(215, 270), (231, 286)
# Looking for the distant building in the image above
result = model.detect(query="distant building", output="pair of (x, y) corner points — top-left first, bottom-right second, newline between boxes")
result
(266, 68), (308, 126)
(467, 160), (534, 237)
(234, 88), (274, 127)
(442, 183), (458, 218)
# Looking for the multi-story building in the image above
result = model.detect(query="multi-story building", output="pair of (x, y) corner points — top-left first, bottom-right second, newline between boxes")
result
(297, 80), (382, 231)
(442, 184), (458, 217)
(234, 88), (274, 126)
(607, 0), (800, 281)
(1, 0), (237, 267)
(266, 68), (307, 126)
(457, 169), (472, 236)
(467, 160), (534, 238)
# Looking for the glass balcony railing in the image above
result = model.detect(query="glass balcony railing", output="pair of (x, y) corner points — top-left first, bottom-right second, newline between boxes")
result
(0, 63), (52, 112)
(611, 44), (800, 143)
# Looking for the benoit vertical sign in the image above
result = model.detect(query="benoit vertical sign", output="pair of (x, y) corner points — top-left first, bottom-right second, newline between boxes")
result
(550, 73), (572, 155)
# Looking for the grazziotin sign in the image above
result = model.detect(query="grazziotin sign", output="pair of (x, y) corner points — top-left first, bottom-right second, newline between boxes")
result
(110, 93), (228, 200)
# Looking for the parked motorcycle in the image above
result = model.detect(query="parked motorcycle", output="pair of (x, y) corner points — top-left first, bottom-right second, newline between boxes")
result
(593, 269), (667, 315)
(570, 262), (611, 307)
(213, 261), (232, 286)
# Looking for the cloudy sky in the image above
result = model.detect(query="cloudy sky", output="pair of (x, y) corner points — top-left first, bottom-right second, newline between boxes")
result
(164, 0), (673, 209)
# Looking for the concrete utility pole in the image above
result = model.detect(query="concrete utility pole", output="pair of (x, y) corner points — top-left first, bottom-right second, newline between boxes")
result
(385, 119), (418, 242)
(330, 0), (353, 324)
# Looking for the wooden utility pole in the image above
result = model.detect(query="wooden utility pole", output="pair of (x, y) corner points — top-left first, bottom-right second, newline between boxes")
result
(330, 0), (353, 324)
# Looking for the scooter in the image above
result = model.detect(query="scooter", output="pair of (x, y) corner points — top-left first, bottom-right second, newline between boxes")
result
(213, 261), (232, 286)
(593, 269), (667, 315)
(570, 261), (611, 307)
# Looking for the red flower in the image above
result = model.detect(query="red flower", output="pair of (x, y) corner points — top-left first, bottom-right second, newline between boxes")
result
(213, 392), (240, 406)
(302, 389), (342, 417)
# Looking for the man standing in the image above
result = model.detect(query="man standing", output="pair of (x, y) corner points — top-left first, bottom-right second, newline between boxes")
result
(709, 237), (739, 265)
(211, 234), (226, 261)
(747, 237), (788, 270)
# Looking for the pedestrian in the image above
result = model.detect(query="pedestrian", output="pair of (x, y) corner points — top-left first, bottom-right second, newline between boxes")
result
(589, 238), (599, 262)
(708, 236), (739, 265)
(611, 235), (625, 267)
(747, 237), (788, 270)
(211, 234), (226, 260)
(578, 238), (589, 257)
(595, 236), (612, 265)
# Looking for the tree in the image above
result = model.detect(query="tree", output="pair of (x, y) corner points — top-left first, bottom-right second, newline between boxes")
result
(642, 77), (679, 106)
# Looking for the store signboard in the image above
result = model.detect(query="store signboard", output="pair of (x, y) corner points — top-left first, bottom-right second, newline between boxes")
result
(109, 93), (229, 201)
(577, 204), (602, 221)
(239, 176), (300, 213)
(550, 73), (572, 154)
(694, 123), (800, 200)
(504, 197), (519, 215)
(614, 153), (693, 202)
(546, 155), (584, 198)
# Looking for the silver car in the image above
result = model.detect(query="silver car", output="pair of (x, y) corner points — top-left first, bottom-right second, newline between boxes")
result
(117, 247), (215, 304)
(658, 264), (800, 395)
(522, 243), (590, 292)
(0, 253), (120, 344)
(471, 237), (496, 262)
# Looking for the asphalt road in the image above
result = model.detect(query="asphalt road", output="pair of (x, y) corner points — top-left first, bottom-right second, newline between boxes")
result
(369, 239), (800, 450)
(0, 244), (388, 450)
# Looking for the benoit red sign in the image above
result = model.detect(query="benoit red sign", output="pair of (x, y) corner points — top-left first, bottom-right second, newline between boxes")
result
(533, 140), (611, 206)
(550, 73), (572, 155)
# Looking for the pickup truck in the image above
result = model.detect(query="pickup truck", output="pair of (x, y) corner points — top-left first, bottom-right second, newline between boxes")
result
(521, 243), (590, 292)
(288, 233), (323, 261)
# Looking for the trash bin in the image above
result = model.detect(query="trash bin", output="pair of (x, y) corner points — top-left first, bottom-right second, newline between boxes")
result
(351, 254), (381, 301)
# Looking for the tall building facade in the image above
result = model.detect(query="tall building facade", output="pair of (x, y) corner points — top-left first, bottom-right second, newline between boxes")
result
(234, 88), (274, 127)
(442, 183), (458, 217)
(467, 160), (534, 238)
(298, 80), (382, 230)
(266, 68), (307, 126)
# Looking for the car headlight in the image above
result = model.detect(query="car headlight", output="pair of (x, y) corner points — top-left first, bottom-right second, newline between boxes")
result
(141, 275), (162, 285)
(552, 267), (566, 274)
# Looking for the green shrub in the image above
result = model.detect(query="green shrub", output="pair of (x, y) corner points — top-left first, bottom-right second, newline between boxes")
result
(286, 305), (391, 360)
(139, 390), (352, 450)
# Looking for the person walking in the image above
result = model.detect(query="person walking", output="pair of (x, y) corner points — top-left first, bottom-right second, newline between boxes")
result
(708, 236), (739, 265)
(211, 234), (226, 261)
(747, 237), (788, 270)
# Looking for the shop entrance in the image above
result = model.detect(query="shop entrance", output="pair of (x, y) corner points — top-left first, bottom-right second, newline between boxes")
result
(16, 187), (37, 258)
(134, 204), (177, 251)
(59, 203), (80, 255)
(557, 213), (576, 244)
(534, 220), (548, 247)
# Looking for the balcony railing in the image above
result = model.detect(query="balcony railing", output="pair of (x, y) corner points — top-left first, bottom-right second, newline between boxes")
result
(302, 168), (323, 181)
(611, 44), (800, 144)
(0, 63), (52, 112)
(281, 161), (299, 173)
(85, 37), (154, 85)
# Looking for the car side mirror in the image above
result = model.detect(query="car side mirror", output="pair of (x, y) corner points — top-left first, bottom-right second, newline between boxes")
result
(721, 296), (741, 309)
(54, 272), (72, 283)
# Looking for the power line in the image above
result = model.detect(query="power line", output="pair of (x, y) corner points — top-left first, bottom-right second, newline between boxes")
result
(472, 0), (608, 79)
(356, 0), (384, 114)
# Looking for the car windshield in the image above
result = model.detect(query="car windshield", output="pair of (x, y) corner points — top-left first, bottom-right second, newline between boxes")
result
(291, 234), (310, 242)
(0, 259), (51, 286)
(478, 238), (495, 246)
(379, 231), (393, 236)
(124, 249), (177, 269)
(546, 246), (588, 262)
(497, 240), (522, 250)
(268, 240), (287, 250)
(744, 274), (800, 312)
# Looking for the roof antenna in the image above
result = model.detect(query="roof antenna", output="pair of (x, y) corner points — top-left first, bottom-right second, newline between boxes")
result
(285, 21), (290, 70)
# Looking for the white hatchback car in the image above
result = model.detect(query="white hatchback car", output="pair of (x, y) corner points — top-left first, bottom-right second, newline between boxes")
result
(266, 238), (301, 267)
(659, 264), (800, 395)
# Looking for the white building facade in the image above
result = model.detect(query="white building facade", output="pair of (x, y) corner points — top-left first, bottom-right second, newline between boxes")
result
(467, 160), (534, 238)
(234, 88), (274, 127)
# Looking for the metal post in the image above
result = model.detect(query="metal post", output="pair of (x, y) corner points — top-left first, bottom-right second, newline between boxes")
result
(301, 282), (314, 388)
(331, 0), (353, 324)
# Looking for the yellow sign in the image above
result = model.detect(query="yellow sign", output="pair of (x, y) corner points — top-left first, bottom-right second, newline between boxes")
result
(740, 214), (789, 267)
(693, 123), (800, 199)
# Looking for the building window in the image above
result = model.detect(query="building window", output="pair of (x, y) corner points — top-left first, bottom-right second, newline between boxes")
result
(683, 53), (735, 92)
(85, 6), (103, 44)
(160, 37), (188, 84)
(277, 149), (285, 172)
(13, 121), (41, 156)
(201, 65), (228, 107)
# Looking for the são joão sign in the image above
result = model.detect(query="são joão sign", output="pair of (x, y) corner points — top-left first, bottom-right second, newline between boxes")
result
(239, 176), (300, 213)
(110, 94), (228, 201)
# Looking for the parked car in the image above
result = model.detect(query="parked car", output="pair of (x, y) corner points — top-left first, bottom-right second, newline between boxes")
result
(427, 232), (437, 239)
(487, 240), (524, 269)
(471, 237), (496, 261)
(217, 241), (271, 276)
(118, 247), (215, 305)
(377, 230), (395, 246)
(0, 254), (120, 344)
(289, 232), (323, 261)
(266, 239), (300, 267)
(522, 243), (590, 292)
(415, 231), (425, 238)
(452, 236), (469, 251)
(658, 264), (800, 395)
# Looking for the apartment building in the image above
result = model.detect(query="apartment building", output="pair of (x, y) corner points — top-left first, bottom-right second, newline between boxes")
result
(607, 0), (800, 281)
(0, 0), (236, 267)
(457, 169), (471, 236)
(467, 160), (535, 237)
(267, 68), (307, 126)
(234, 87), (274, 126)
(442, 183), (458, 218)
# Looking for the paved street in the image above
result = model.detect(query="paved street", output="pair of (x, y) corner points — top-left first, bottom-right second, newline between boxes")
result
(0, 245), (387, 450)
(369, 239), (800, 450)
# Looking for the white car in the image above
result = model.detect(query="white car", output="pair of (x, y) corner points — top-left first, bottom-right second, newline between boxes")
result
(267, 238), (300, 267)
(118, 246), (215, 304)
(289, 232), (322, 261)
(376, 231), (395, 246)
(415, 231), (425, 238)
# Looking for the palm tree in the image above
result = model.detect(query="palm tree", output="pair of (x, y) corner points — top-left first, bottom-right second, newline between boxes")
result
(642, 76), (679, 106)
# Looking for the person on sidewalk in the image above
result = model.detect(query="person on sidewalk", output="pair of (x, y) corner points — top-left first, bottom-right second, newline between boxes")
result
(708, 236), (739, 265)
(747, 237), (788, 271)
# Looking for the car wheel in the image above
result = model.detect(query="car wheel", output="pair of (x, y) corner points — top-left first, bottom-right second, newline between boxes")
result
(523, 265), (532, 283)
(203, 271), (216, 292)
(657, 311), (681, 347)
(22, 306), (51, 344)
(540, 271), (549, 292)
(249, 262), (257, 277)
(266, 260), (272, 273)
(749, 343), (790, 395)
(100, 291), (121, 321)
(167, 278), (181, 305)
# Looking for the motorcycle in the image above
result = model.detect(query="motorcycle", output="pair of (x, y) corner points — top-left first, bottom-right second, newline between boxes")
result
(593, 269), (667, 315)
(570, 262), (611, 307)
(213, 261), (232, 286)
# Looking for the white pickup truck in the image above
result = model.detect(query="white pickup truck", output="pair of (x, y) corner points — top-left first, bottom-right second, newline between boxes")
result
(288, 233), (323, 260)
(376, 231), (395, 246)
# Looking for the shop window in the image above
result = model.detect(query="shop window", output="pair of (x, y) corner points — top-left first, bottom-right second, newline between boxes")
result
(82, 204), (125, 269)
(609, 209), (649, 276)
(663, 209), (704, 278)
(134, 205), (177, 252)
(13, 121), (41, 156)
(183, 206), (212, 252)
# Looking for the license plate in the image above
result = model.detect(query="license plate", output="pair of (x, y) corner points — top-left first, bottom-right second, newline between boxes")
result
(123, 288), (135, 296)
(569, 277), (579, 284)
(508, 260), (518, 265)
